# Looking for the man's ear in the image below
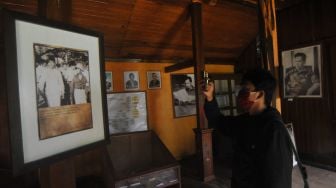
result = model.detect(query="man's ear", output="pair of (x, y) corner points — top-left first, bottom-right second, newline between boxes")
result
(257, 90), (264, 99)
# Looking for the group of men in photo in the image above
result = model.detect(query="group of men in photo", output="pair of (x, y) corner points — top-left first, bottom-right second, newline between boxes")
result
(34, 44), (90, 108)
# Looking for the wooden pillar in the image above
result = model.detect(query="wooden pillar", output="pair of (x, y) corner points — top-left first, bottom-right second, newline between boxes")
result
(39, 159), (76, 188)
(190, 0), (215, 182)
(38, 0), (72, 22)
(37, 1), (75, 188)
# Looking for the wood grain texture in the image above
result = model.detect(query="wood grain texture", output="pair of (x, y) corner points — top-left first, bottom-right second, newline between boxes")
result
(277, 0), (336, 168)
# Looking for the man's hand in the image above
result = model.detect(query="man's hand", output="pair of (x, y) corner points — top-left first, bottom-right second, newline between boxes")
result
(203, 82), (214, 102)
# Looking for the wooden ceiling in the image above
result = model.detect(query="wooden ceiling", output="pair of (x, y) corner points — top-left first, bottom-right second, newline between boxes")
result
(0, 0), (258, 64)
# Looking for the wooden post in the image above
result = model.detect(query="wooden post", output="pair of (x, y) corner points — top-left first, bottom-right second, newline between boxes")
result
(37, 1), (76, 188)
(38, 0), (72, 22)
(190, 0), (215, 182)
(39, 159), (76, 188)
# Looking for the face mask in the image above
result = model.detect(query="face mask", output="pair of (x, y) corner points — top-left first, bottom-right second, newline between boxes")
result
(237, 88), (255, 111)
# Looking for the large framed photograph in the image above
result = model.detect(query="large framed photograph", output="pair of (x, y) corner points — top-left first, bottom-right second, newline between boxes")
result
(147, 71), (161, 89)
(171, 74), (196, 118)
(281, 44), (322, 98)
(106, 91), (148, 134)
(4, 10), (109, 174)
(124, 71), (140, 90)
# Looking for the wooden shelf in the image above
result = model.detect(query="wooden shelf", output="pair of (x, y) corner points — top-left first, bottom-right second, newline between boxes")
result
(103, 131), (181, 188)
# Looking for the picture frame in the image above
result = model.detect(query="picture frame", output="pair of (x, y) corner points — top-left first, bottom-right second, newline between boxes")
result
(281, 44), (322, 98)
(147, 71), (161, 89)
(170, 74), (196, 118)
(4, 10), (109, 175)
(105, 71), (113, 92)
(124, 71), (140, 91)
(106, 91), (148, 134)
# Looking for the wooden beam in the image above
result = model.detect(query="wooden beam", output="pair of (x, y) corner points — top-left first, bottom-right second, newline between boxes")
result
(164, 60), (193, 72)
(222, 0), (257, 8)
(164, 57), (236, 73)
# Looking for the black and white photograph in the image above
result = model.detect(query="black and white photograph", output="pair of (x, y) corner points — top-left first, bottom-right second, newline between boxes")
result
(124, 71), (140, 90)
(105, 71), (113, 92)
(4, 10), (108, 174)
(34, 43), (93, 140)
(147, 71), (161, 89)
(34, 43), (91, 108)
(171, 74), (196, 118)
(282, 44), (322, 98)
(107, 92), (148, 134)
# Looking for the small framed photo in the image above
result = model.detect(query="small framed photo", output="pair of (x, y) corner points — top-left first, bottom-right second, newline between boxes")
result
(147, 71), (161, 89)
(281, 44), (322, 98)
(105, 72), (113, 92)
(171, 74), (196, 118)
(124, 71), (140, 90)
(3, 10), (109, 174)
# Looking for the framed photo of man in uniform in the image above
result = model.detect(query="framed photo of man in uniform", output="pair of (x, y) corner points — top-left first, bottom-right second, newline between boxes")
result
(281, 44), (322, 98)
(147, 71), (161, 89)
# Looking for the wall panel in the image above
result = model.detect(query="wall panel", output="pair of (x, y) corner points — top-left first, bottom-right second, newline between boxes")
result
(277, 0), (336, 168)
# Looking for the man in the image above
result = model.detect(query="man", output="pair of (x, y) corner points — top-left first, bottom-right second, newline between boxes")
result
(285, 52), (314, 96)
(38, 59), (64, 107)
(203, 69), (292, 188)
(126, 73), (138, 89)
(149, 72), (160, 88)
(71, 63), (88, 104)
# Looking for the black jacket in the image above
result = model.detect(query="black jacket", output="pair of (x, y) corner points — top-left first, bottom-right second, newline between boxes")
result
(204, 99), (293, 188)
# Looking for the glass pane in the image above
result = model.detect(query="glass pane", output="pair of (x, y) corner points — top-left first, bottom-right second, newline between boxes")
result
(221, 80), (229, 93)
(217, 95), (224, 108)
(233, 109), (238, 116)
(214, 80), (221, 94)
(231, 80), (235, 91)
(224, 110), (231, 116)
(224, 95), (230, 107)
(220, 109), (230, 116)
(215, 80), (229, 93)
(232, 94), (236, 106)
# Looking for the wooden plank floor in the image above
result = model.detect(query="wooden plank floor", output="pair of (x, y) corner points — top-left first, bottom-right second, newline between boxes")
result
(181, 165), (336, 188)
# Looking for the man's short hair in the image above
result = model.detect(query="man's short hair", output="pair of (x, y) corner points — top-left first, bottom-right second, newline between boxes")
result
(294, 52), (306, 62)
(241, 69), (276, 106)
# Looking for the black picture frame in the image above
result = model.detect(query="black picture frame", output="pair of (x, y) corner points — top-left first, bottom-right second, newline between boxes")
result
(281, 44), (322, 98)
(3, 10), (109, 175)
(170, 74), (196, 118)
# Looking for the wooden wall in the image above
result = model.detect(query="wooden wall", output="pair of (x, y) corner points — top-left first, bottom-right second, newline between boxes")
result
(105, 61), (234, 160)
(277, 0), (336, 168)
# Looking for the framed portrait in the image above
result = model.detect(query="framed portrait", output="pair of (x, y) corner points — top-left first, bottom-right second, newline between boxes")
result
(147, 71), (161, 89)
(106, 91), (148, 134)
(281, 44), (322, 98)
(171, 74), (196, 118)
(124, 71), (139, 91)
(4, 10), (109, 174)
(105, 71), (113, 92)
